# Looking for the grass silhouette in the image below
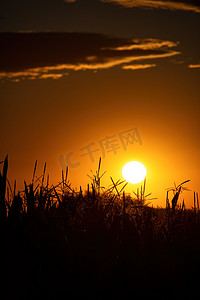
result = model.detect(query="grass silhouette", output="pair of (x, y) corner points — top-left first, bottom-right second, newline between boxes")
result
(1, 156), (200, 298)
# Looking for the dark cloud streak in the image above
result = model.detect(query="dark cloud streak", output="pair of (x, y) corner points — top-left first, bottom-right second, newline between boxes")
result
(0, 32), (179, 81)
(100, 0), (200, 12)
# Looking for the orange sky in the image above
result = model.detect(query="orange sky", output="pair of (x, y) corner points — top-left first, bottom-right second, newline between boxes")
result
(1, 60), (199, 207)
(0, 1), (200, 208)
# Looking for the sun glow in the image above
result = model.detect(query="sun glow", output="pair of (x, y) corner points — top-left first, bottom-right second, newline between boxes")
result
(122, 161), (147, 184)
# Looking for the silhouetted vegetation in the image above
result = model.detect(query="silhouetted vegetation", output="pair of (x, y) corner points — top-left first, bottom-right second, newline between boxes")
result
(1, 156), (200, 299)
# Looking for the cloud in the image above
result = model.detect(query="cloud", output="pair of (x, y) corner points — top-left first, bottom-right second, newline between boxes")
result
(122, 63), (156, 70)
(188, 64), (200, 68)
(100, 0), (200, 13)
(0, 69), (66, 81)
(103, 39), (178, 51)
(0, 32), (180, 81)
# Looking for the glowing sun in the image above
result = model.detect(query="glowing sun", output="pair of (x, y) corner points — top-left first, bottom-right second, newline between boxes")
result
(122, 161), (147, 184)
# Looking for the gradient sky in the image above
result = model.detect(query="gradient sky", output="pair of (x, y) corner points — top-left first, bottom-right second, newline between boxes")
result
(0, 0), (200, 207)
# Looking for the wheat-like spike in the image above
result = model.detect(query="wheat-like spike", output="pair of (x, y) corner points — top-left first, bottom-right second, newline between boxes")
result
(32, 160), (37, 183)
(177, 179), (191, 188)
(65, 166), (68, 182)
(42, 162), (47, 185)
(196, 192), (199, 211)
(46, 174), (49, 188)
(110, 177), (120, 197)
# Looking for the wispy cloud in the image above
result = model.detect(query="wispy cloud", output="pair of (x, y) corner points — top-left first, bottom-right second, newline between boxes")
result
(100, 0), (200, 13)
(0, 32), (180, 82)
(103, 39), (178, 51)
(122, 63), (156, 70)
(188, 64), (200, 69)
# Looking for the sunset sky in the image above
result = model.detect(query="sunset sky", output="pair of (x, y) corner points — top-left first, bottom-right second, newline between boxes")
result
(0, 0), (200, 207)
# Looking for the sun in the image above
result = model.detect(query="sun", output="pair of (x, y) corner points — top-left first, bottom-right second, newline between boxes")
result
(122, 161), (147, 184)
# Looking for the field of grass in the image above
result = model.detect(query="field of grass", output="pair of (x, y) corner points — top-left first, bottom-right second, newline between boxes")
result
(1, 156), (200, 299)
